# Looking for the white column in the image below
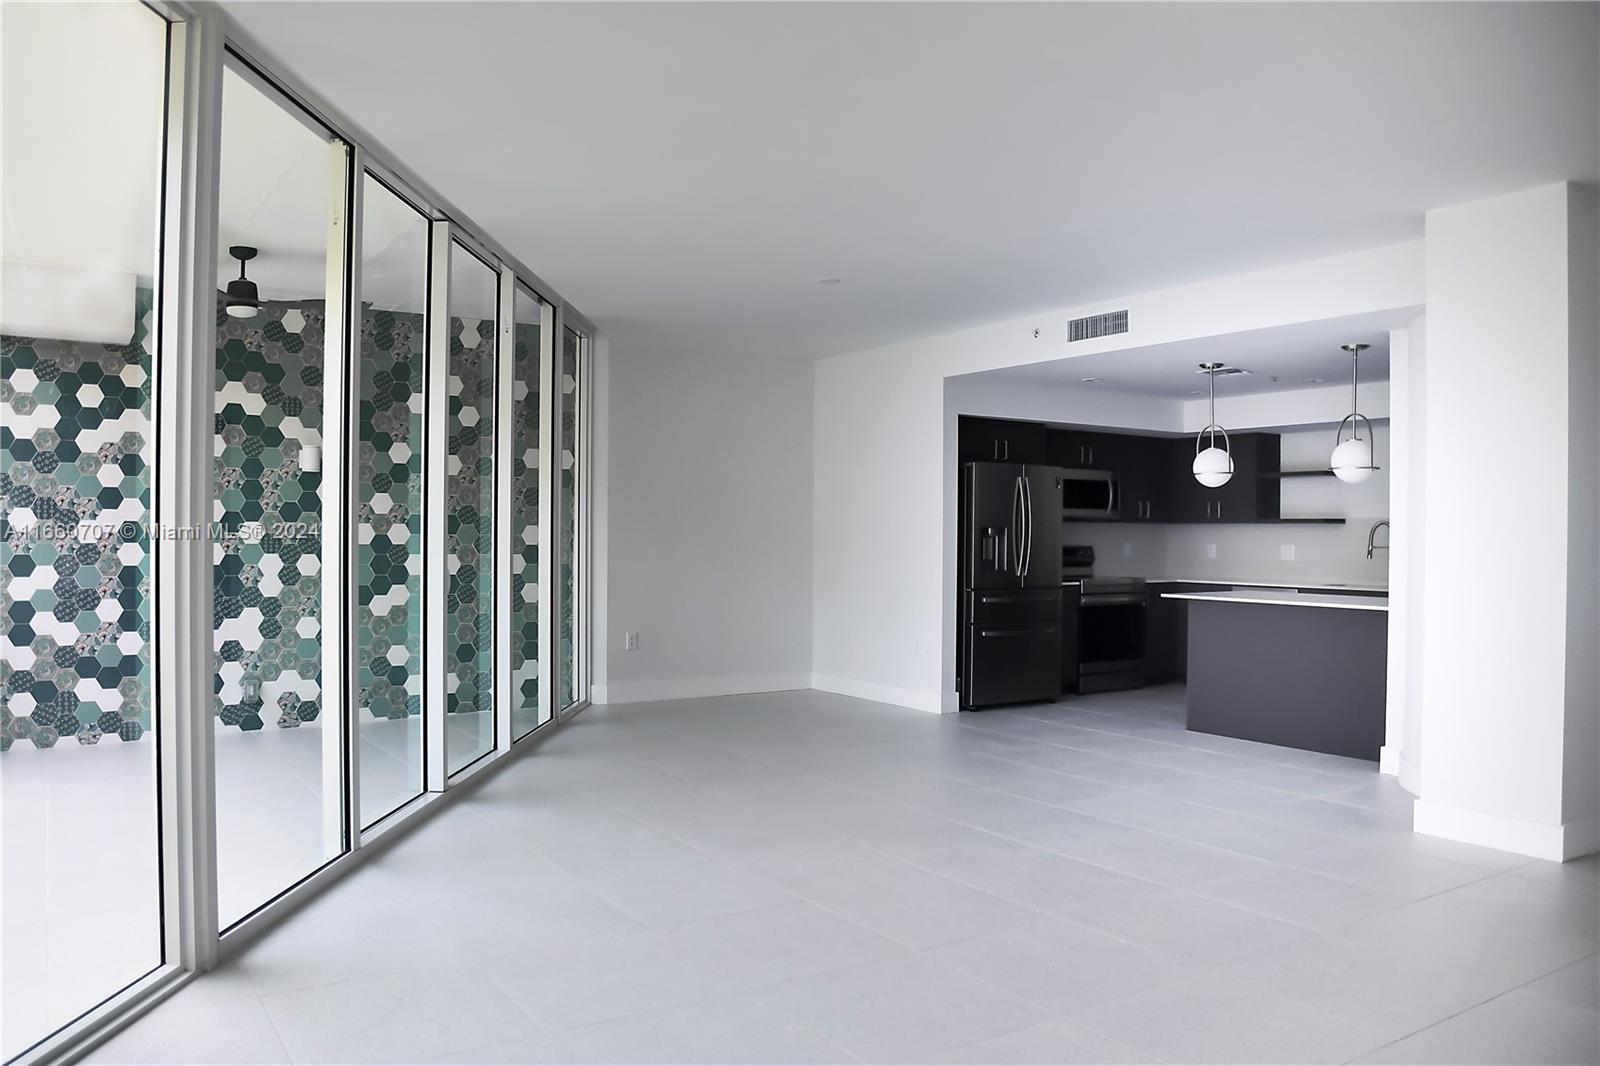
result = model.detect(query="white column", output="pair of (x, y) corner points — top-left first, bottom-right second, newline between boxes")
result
(1414, 182), (1599, 860)
(1381, 316), (1425, 794)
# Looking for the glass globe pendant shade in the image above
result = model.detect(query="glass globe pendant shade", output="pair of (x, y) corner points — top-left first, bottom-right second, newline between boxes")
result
(1331, 437), (1374, 483)
(1193, 445), (1234, 488)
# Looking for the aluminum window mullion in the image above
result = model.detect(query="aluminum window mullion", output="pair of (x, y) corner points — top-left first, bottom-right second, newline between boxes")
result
(577, 331), (593, 704)
(424, 220), (451, 791)
(325, 142), (361, 847)
(539, 302), (559, 726)
(493, 270), (515, 753)
(156, 4), (222, 977)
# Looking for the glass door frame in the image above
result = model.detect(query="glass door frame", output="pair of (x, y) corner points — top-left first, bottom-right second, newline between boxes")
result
(553, 320), (594, 716)
(209, 45), (356, 937)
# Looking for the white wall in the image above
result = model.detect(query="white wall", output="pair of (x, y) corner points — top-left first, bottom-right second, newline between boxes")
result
(1562, 186), (1598, 841)
(1413, 183), (1598, 860)
(812, 241), (1424, 712)
(596, 344), (814, 702)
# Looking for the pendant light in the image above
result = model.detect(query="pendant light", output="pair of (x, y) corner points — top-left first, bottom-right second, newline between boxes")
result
(1331, 342), (1379, 483)
(225, 245), (261, 319)
(1192, 362), (1233, 488)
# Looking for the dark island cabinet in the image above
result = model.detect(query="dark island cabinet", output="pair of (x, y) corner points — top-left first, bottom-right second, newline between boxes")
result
(1145, 582), (1208, 682)
(959, 417), (1049, 464)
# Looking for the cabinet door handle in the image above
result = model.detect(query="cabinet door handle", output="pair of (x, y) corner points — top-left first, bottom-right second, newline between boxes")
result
(1003, 440), (1010, 461)
(1216, 501), (1222, 520)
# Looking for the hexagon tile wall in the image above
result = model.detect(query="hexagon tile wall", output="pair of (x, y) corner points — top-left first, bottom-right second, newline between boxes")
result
(213, 301), (327, 732)
(1, 293), (155, 750)
(4, 295), (534, 752)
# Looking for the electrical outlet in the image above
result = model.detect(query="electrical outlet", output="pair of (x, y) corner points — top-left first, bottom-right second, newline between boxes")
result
(1280, 544), (1296, 561)
(1123, 542), (1133, 558)
(1206, 543), (1217, 560)
(624, 632), (638, 651)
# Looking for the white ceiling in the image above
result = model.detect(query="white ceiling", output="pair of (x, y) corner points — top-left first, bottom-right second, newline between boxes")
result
(977, 314), (1398, 399)
(221, 1), (1598, 361)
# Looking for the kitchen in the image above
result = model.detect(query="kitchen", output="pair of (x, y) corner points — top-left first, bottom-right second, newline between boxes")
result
(956, 323), (1393, 763)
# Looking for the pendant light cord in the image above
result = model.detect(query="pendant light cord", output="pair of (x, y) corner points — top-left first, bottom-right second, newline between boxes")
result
(1350, 348), (1360, 441)
(1208, 365), (1218, 448)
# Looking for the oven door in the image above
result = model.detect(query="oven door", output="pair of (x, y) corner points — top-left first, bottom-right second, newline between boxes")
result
(1061, 470), (1119, 519)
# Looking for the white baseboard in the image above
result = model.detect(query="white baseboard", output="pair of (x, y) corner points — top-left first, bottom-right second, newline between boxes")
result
(591, 673), (810, 705)
(809, 673), (944, 713)
(1397, 751), (1422, 796)
(1413, 799), (1600, 861)
(1378, 745), (1399, 777)
(1378, 745), (1424, 796)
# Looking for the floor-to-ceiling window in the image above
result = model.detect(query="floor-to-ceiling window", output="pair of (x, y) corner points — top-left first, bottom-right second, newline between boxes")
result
(2, 9), (597, 1058)
(212, 62), (350, 928)
(557, 327), (585, 710)
(355, 174), (428, 828)
(510, 285), (548, 739)
(0, 1), (169, 1056)
(444, 242), (498, 774)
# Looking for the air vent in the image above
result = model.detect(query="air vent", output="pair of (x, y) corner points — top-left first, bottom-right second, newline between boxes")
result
(1195, 364), (1253, 377)
(1067, 309), (1128, 343)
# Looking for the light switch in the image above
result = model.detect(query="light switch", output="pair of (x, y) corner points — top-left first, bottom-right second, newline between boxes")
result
(1280, 544), (1296, 561)
(1206, 543), (1217, 560)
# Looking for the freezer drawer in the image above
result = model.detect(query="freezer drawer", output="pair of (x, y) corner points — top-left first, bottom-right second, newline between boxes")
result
(961, 623), (1060, 709)
(965, 588), (1061, 625)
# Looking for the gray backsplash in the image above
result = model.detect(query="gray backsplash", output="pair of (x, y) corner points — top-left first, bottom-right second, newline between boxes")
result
(1061, 521), (1389, 586)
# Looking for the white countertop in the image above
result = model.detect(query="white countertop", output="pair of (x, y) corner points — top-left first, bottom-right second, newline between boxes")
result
(1061, 577), (1388, 593)
(1159, 589), (1389, 612)
(1143, 577), (1389, 592)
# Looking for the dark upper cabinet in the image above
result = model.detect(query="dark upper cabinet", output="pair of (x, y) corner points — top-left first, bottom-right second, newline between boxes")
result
(959, 417), (1049, 464)
(1117, 435), (1167, 522)
(1047, 428), (1118, 469)
(1167, 432), (1281, 522)
(963, 417), (1285, 523)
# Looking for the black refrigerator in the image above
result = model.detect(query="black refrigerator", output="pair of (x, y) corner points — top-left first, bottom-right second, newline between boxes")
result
(959, 462), (1065, 709)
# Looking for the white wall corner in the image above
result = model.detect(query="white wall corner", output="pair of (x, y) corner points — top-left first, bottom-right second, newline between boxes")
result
(810, 673), (944, 714)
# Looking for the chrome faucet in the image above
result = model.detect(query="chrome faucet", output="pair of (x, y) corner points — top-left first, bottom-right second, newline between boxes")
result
(1366, 520), (1390, 560)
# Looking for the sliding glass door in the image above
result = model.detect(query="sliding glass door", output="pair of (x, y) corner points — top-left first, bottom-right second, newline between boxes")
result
(212, 62), (349, 929)
(0, 2), (169, 1055)
(557, 327), (586, 711)
(355, 174), (429, 828)
(510, 285), (549, 739)
(1, 11), (598, 1054)
(443, 243), (498, 775)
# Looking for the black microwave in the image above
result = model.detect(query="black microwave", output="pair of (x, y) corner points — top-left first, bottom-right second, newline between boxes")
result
(1062, 469), (1119, 520)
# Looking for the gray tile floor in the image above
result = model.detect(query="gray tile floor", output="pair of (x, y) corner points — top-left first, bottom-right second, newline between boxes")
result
(87, 687), (1599, 1065)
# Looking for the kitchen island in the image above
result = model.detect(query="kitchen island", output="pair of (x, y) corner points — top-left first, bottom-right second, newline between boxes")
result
(1160, 589), (1388, 760)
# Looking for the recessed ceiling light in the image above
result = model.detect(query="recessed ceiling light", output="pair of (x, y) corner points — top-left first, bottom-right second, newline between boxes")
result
(1080, 377), (1100, 383)
(816, 277), (841, 285)
(1304, 377), (1326, 384)
(1188, 390), (1205, 396)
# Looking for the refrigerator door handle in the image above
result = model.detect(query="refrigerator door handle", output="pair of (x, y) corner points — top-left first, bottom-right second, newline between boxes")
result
(1011, 475), (1024, 576)
(1020, 475), (1033, 577)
